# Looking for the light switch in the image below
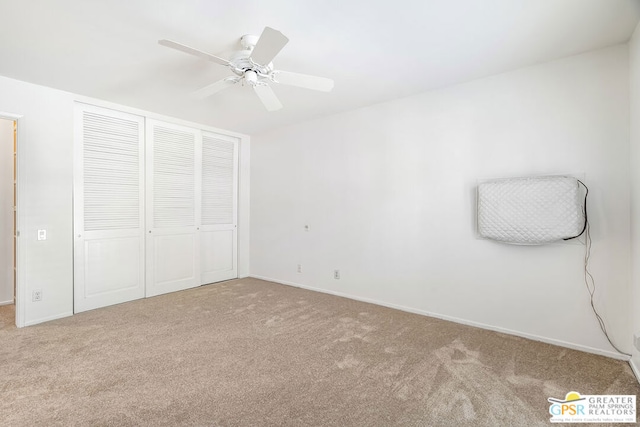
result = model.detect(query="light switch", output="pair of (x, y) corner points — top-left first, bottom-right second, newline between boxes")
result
(37, 229), (46, 241)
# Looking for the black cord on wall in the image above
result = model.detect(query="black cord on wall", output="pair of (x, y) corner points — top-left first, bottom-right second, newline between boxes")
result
(575, 180), (630, 357)
(563, 180), (588, 241)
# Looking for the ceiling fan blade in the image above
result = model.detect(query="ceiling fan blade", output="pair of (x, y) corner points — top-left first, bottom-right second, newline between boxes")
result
(274, 71), (334, 92)
(253, 84), (283, 111)
(250, 27), (289, 65)
(191, 77), (239, 99)
(158, 39), (230, 66)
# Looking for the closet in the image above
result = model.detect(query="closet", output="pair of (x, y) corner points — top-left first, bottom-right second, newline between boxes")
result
(74, 104), (238, 313)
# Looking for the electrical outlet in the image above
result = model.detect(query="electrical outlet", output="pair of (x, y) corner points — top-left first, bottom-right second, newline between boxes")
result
(334, 270), (340, 280)
(297, 264), (302, 273)
(634, 333), (640, 352)
(32, 289), (42, 302)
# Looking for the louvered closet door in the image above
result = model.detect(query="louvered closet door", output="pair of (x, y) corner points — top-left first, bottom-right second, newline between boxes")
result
(146, 120), (201, 297)
(73, 104), (145, 313)
(200, 132), (238, 284)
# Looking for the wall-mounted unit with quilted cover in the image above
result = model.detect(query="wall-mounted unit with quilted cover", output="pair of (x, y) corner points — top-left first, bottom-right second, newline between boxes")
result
(477, 176), (585, 245)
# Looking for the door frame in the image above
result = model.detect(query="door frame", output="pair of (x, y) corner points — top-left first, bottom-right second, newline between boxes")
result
(0, 112), (25, 327)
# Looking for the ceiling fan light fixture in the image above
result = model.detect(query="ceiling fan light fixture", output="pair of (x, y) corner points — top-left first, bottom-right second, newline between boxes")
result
(244, 70), (258, 86)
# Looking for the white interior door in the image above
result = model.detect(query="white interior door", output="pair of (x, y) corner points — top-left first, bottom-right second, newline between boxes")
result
(74, 104), (145, 313)
(200, 132), (238, 284)
(146, 120), (201, 297)
(0, 119), (14, 305)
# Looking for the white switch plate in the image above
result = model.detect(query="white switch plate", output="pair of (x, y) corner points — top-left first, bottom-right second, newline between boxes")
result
(37, 229), (46, 241)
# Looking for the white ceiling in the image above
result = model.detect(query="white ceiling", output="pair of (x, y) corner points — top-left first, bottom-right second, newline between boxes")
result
(1, 0), (639, 134)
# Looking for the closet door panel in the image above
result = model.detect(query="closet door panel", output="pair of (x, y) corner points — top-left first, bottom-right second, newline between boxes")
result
(84, 236), (140, 296)
(200, 132), (238, 284)
(152, 233), (196, 294)
(74, 104), (145, 312)
(146, 120), (201, 297)
(201, 230), (233, 273)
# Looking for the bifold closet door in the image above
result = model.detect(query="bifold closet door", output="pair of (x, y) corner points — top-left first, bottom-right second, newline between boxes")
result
(74, 104), (145, 313)
(146, 120), (201, 297)
(200, 132), (238, 284)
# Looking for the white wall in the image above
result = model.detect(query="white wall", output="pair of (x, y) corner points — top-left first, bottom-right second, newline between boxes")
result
(629, 22), (640, 375)
(0, 79), (75, 325)
(0, 119), (13, 305)
(0, 75), (250, 326)
(251, 45), (631, 357)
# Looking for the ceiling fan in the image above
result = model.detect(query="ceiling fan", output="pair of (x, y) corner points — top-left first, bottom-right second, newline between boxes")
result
(158, 27), (334, 111)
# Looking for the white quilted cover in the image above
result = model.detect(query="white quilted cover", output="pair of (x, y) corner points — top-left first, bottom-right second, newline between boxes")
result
(477, 176), (584, 245)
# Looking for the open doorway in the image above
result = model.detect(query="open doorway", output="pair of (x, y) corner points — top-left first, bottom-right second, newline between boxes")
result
(0, 118), (16, 327)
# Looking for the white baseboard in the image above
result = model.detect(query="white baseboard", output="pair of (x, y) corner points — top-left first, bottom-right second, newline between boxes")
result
(0, 299), (14, 306)
(24, 311), (73, 327)
(250, 275), (629, 361)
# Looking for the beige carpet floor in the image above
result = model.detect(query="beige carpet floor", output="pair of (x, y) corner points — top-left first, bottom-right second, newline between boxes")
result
(0, 277), (638, 426)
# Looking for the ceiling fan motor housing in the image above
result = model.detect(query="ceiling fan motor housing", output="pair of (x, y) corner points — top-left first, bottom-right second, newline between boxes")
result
(229, 50), (273, 80)
(240, 34), (259, 50)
